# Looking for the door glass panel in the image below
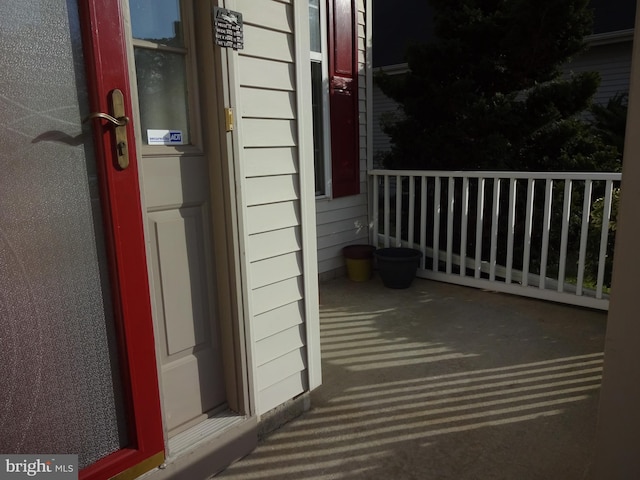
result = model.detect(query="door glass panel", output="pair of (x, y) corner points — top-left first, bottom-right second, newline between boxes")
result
(130, 0), (191, 145)
(0, 0), (128, 468)
(130, 0), (183, 47)
(134, 48), (190, 144)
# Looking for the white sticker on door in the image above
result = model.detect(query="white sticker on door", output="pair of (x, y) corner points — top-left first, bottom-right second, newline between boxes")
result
(147, 129), (184, 145)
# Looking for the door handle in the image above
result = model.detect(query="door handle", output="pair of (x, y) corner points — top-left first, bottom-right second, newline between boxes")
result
(83, 112), (129, 126)
(83, 89), (130, 169)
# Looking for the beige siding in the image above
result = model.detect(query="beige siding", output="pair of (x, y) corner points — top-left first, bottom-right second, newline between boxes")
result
(238, 56), (294, 90)
(247, 226), (302, 262)
(253, 301), (304, 340)
(247, 201), (300, 235)
(258, 372), (308, 414)
(316, 0), (370, 278)
(235, 0), (315, 416)
(244, 147), (298, 177)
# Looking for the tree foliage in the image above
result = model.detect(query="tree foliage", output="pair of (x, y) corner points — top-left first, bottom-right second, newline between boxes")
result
(375, 0), (620, 171)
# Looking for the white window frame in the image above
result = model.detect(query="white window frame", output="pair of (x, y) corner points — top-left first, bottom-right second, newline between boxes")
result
(310, 0), (333, 198)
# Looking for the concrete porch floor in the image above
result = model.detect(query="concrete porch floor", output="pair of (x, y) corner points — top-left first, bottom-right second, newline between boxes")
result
(217, 276), (607, 479)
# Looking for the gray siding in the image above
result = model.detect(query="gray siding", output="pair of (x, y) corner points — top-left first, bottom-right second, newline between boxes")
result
(565, 41), (633, 105)
(372, 82), (402, 163)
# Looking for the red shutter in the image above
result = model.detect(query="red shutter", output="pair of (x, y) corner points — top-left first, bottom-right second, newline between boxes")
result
(328, 0), (360, 198)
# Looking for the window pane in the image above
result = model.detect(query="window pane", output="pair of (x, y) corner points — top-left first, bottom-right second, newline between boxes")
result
(311, 61), (325, 195)
(134, 48), (190, 145)
(130, 0), (183, 47)
(309, 0), (321, 53)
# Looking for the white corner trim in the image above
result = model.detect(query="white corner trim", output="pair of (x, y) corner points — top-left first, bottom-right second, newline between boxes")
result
(294, 0), (322, 390)
(366, 0), (374, 243)
(219, 0), (258, 417)
(366, 0), (374, 173)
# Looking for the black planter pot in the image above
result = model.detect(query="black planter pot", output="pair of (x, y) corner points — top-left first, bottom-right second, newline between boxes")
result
(374, 247), (423, 289)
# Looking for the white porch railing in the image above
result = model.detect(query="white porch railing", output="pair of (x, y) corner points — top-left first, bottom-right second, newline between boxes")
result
(370, 169), (622, 310)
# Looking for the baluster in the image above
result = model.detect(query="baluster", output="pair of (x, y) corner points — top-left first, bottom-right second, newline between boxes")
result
(446, 177), (455, 274)
(490, 178), (501, 281)
(522, 179), (535, 287)
(558, 180), (573, 292)
(539, 179), (554, 289)
(420, 176), (428, 270)
(506, 178), (517, 284)
(576, 180), (593, 296)
(460, 177), (469, 277)
(395, 175), (402, 246)
(596, 180), (614, 299)
(408, 176), (415, 249)
(384, 175), (390, 248)
(475, 178), (485, 279)
(433, 177), (441, 271)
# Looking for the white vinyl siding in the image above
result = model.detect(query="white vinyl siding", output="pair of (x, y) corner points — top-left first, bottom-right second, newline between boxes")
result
(233, 0), (318, 416)
(316, 0), (370, 278)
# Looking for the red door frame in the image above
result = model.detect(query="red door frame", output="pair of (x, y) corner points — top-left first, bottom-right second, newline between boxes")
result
(78, 1), (164, 478)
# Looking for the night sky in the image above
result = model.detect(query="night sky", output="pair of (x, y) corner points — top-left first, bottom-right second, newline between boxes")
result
(373, 0), (636, 67)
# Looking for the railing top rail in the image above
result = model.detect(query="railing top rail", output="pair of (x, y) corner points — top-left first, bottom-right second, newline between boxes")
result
(369, 169), (622, 181)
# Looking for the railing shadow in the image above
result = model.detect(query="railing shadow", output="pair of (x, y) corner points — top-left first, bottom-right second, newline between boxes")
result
(218, 277), (606, 480)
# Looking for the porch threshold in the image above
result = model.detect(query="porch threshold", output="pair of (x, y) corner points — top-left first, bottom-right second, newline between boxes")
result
(140, 412), (257, 480)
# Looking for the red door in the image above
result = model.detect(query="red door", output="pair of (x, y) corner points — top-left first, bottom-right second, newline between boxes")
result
(79, 1), (165, 478)
(1, 0), (162, 477)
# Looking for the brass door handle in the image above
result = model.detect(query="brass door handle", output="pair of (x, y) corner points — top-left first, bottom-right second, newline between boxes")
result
(83, 89), (130, 169)
(83, 112), (129, 126)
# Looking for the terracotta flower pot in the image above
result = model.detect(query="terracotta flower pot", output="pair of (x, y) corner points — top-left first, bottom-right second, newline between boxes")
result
(343, 244), (376, 282)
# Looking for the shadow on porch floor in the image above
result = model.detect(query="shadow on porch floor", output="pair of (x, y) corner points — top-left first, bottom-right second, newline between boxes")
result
(217, 276), (606, 480)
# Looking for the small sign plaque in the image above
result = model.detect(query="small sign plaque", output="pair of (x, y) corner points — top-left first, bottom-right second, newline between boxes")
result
(213, 7), (244, 50)
(147, 129), (184, 145)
